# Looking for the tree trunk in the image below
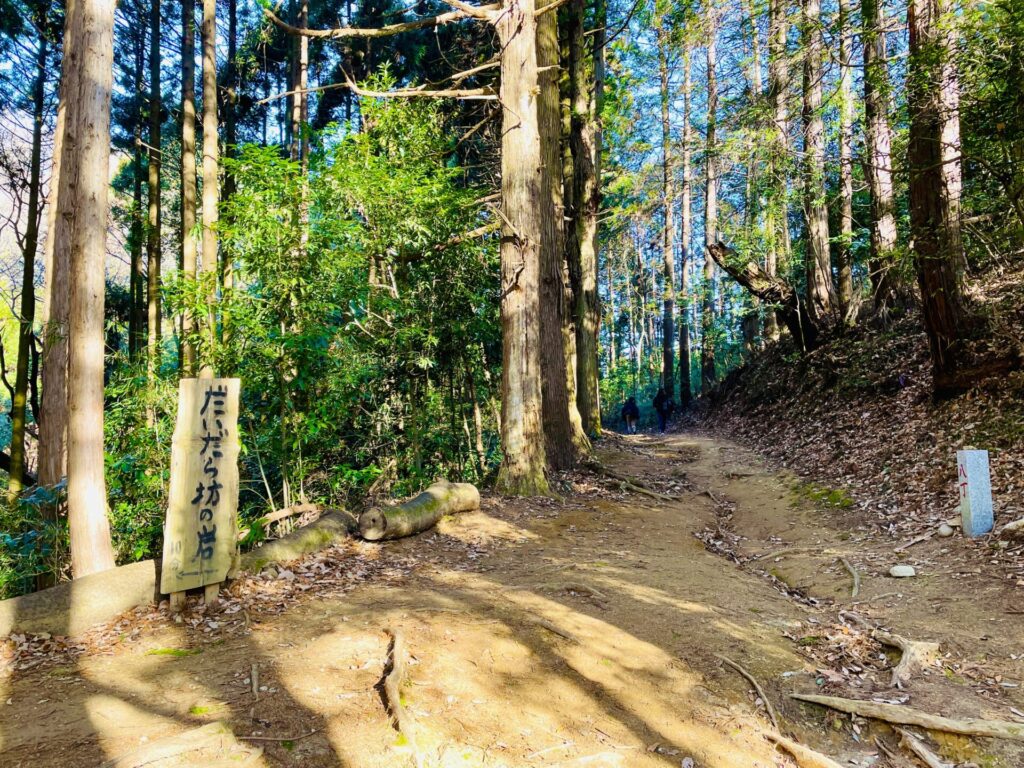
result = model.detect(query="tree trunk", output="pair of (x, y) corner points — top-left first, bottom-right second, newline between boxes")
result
(567, 0), (603, 436)
(802, 0), (833, 322)
(701, 4), (719, 392)
(536, 7), (582, 468)
(764, 0), (789, 342)
(129, 23), (145, 360)
(658, 29), (675, 402)
(147, 0), (162, 405)
(679, 45), (692, 405)
(494, 0), (549, 496)
(8, 19), (48, 504)
(201, 0), (220, 356)
(907, 0), (966, 390)
(63, 0), (118, 578)
(862, 0), (899, 310)
(837, 0), (854, 325)
(181, 0), (198, 375)
(359, 481), (481, 541)
(742, 0), (762, 353)
(222, 0), (237, 298)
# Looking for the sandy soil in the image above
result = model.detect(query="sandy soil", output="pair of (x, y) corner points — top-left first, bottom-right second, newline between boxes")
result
(0, 432), (1021, 767)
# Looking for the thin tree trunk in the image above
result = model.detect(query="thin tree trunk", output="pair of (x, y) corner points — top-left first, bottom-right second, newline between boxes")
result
(147, 0), (162, 409)
(658, 28), (675, 401)
(201, 0), (219, 358)
(764, 0), (789, 342)
(701, 2), (719, 393)
(802, 0), (833, 322)
(837, 0), (854, 324)
(742, 0), (761, 352)
(8, 18), (48, 504)
(181, 0), (198, 375)
(567, 0), (603, 436)
(129, 21), (145, 360)
(64, 0), (117, 577)
(494, 0), (548, 496)
(678, 45), (692, 405)
(907, 0), (966, 390)
(222, 0), (237, 301)
(537, 7), (582, 467)
(862, 0), (899, 310)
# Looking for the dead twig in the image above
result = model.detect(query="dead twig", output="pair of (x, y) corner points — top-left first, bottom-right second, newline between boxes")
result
(716, 655), (780, 730)
(533, 618), (578, 643)
(894, 532), (933, 552)
(839, 557), (860, 599)
(239, 728), (321, 742)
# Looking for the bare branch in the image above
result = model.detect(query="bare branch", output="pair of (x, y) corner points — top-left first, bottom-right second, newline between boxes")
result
(262, 4), (497, 39)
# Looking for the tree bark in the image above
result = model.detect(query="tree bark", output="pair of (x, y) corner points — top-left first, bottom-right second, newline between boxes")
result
(129, 20), (145, 360)
(494, 0), (549, 496)
(63, 0), (118, 577)
(201, 0), (220, 356)
(181, 0), (198, 375)
(837, 0), (854, 324)
(536, 7), (582, 468)
(907, 0), (966, 390)
(567, 0), (602, 436)
(701, 3), (719, 392)
(658, 28), (675, 402)
(222, 0), (237, 298)
(8, 16), (49, 503)
(147, 0), (162, 403)
(801, 0), (833, 322)
(359, 481), (481, 540)
(764, 0), (789, 343)
(862, 0), (899, 310)
(678, 45), (692, 405)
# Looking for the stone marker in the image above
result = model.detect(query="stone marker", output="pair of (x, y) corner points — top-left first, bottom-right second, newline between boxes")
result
(956, 450), (994, 538)
(160, 378), (241, 595)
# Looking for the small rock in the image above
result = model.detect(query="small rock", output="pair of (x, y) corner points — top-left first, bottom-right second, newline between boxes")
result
(937, 523), (954, 538)
(890, 565), (916, 578)
(681, 759), (695, 768)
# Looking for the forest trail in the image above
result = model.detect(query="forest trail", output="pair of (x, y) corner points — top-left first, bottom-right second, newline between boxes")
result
(1, 433), (1022, 768)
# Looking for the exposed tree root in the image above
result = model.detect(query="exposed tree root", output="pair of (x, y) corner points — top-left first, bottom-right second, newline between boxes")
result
(896, 727), (951, 768)
(716, 655), (780, 730)
(583, 459), (681, 501)
(764, 732), (845, 768)
(381, 628), (421, 766)
(533, 618), (578, 642)
(790, 694), (1024, 741)
(841, 612), (939, 687)
(839, 557), (860, 598)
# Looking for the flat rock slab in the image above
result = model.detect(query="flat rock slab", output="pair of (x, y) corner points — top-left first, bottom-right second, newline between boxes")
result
(100, 721), (264, 768)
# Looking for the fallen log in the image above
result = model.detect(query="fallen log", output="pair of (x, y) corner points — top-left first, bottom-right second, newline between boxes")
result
(359, 481), (480, 541)
(790, 693), (1024, 741)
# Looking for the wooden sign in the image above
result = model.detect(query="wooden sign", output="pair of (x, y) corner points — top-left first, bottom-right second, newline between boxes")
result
(160, 378), (241, 595)
(957, 449), (994, 538)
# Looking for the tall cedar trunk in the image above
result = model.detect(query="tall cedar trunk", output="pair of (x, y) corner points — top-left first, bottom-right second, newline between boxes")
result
(907, 0), (966, 388)
(837, 0), (854, 324)
(741, 0), (761, 353)
(147, 0), (162, 398)
(862, 0), (899, 309)
(764, 0), (788, 342)
(606, 256), (616, 368)
(678, 46), (692, 405)
(222, 0), (237, 299)
(38, 0), (74, 508)
(568, 0), (603, 436)
(181, 0), (198, 375)
(494, 0), (549, 496)
(658, 30), (675, 401)
(701, 2), (718, 393)
(201, 0), (219, 357)
(536, 7), (583, 466)
(129, 25), (145, 359)
(64, 0), (117, 577)
(801, 0), (833, 322)
(8, 19), (48, 504)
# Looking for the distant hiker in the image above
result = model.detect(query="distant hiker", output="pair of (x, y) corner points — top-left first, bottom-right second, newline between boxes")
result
(653, 388), (673, 433)
(621, 397), (640, 434)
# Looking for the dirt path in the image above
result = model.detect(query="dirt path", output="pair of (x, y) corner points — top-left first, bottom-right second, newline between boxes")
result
(1, 433), (1021, 767)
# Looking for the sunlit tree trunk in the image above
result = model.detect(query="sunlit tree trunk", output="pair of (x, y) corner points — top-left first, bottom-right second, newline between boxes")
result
(764, 0), (789, 342)
(862, 0), (899, 310)
(8, 16), (48, 504)
(181, 0), (198, 375)
(63, 0), (117, 577)
(741, 0), (761, 352)
(222, 0), (237, 298)
(678, 46), (692, 405)
(907, 0), (966, 389)
(129, 22), (145, 360)
(802, 0), (833, 322)
(658, 27), (675, 401)
(147, 0), (162, 408)
(201, 0), (219, 356)
(701, 1), (719, 392)
(494, 0), (548, 495)
(567, 0), (603, 436)
(537, 7), (584, 465)
(837, 0), (854, 324)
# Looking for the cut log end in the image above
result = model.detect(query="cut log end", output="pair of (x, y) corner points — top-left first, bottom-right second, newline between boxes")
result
(358, 481), (481, 541)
